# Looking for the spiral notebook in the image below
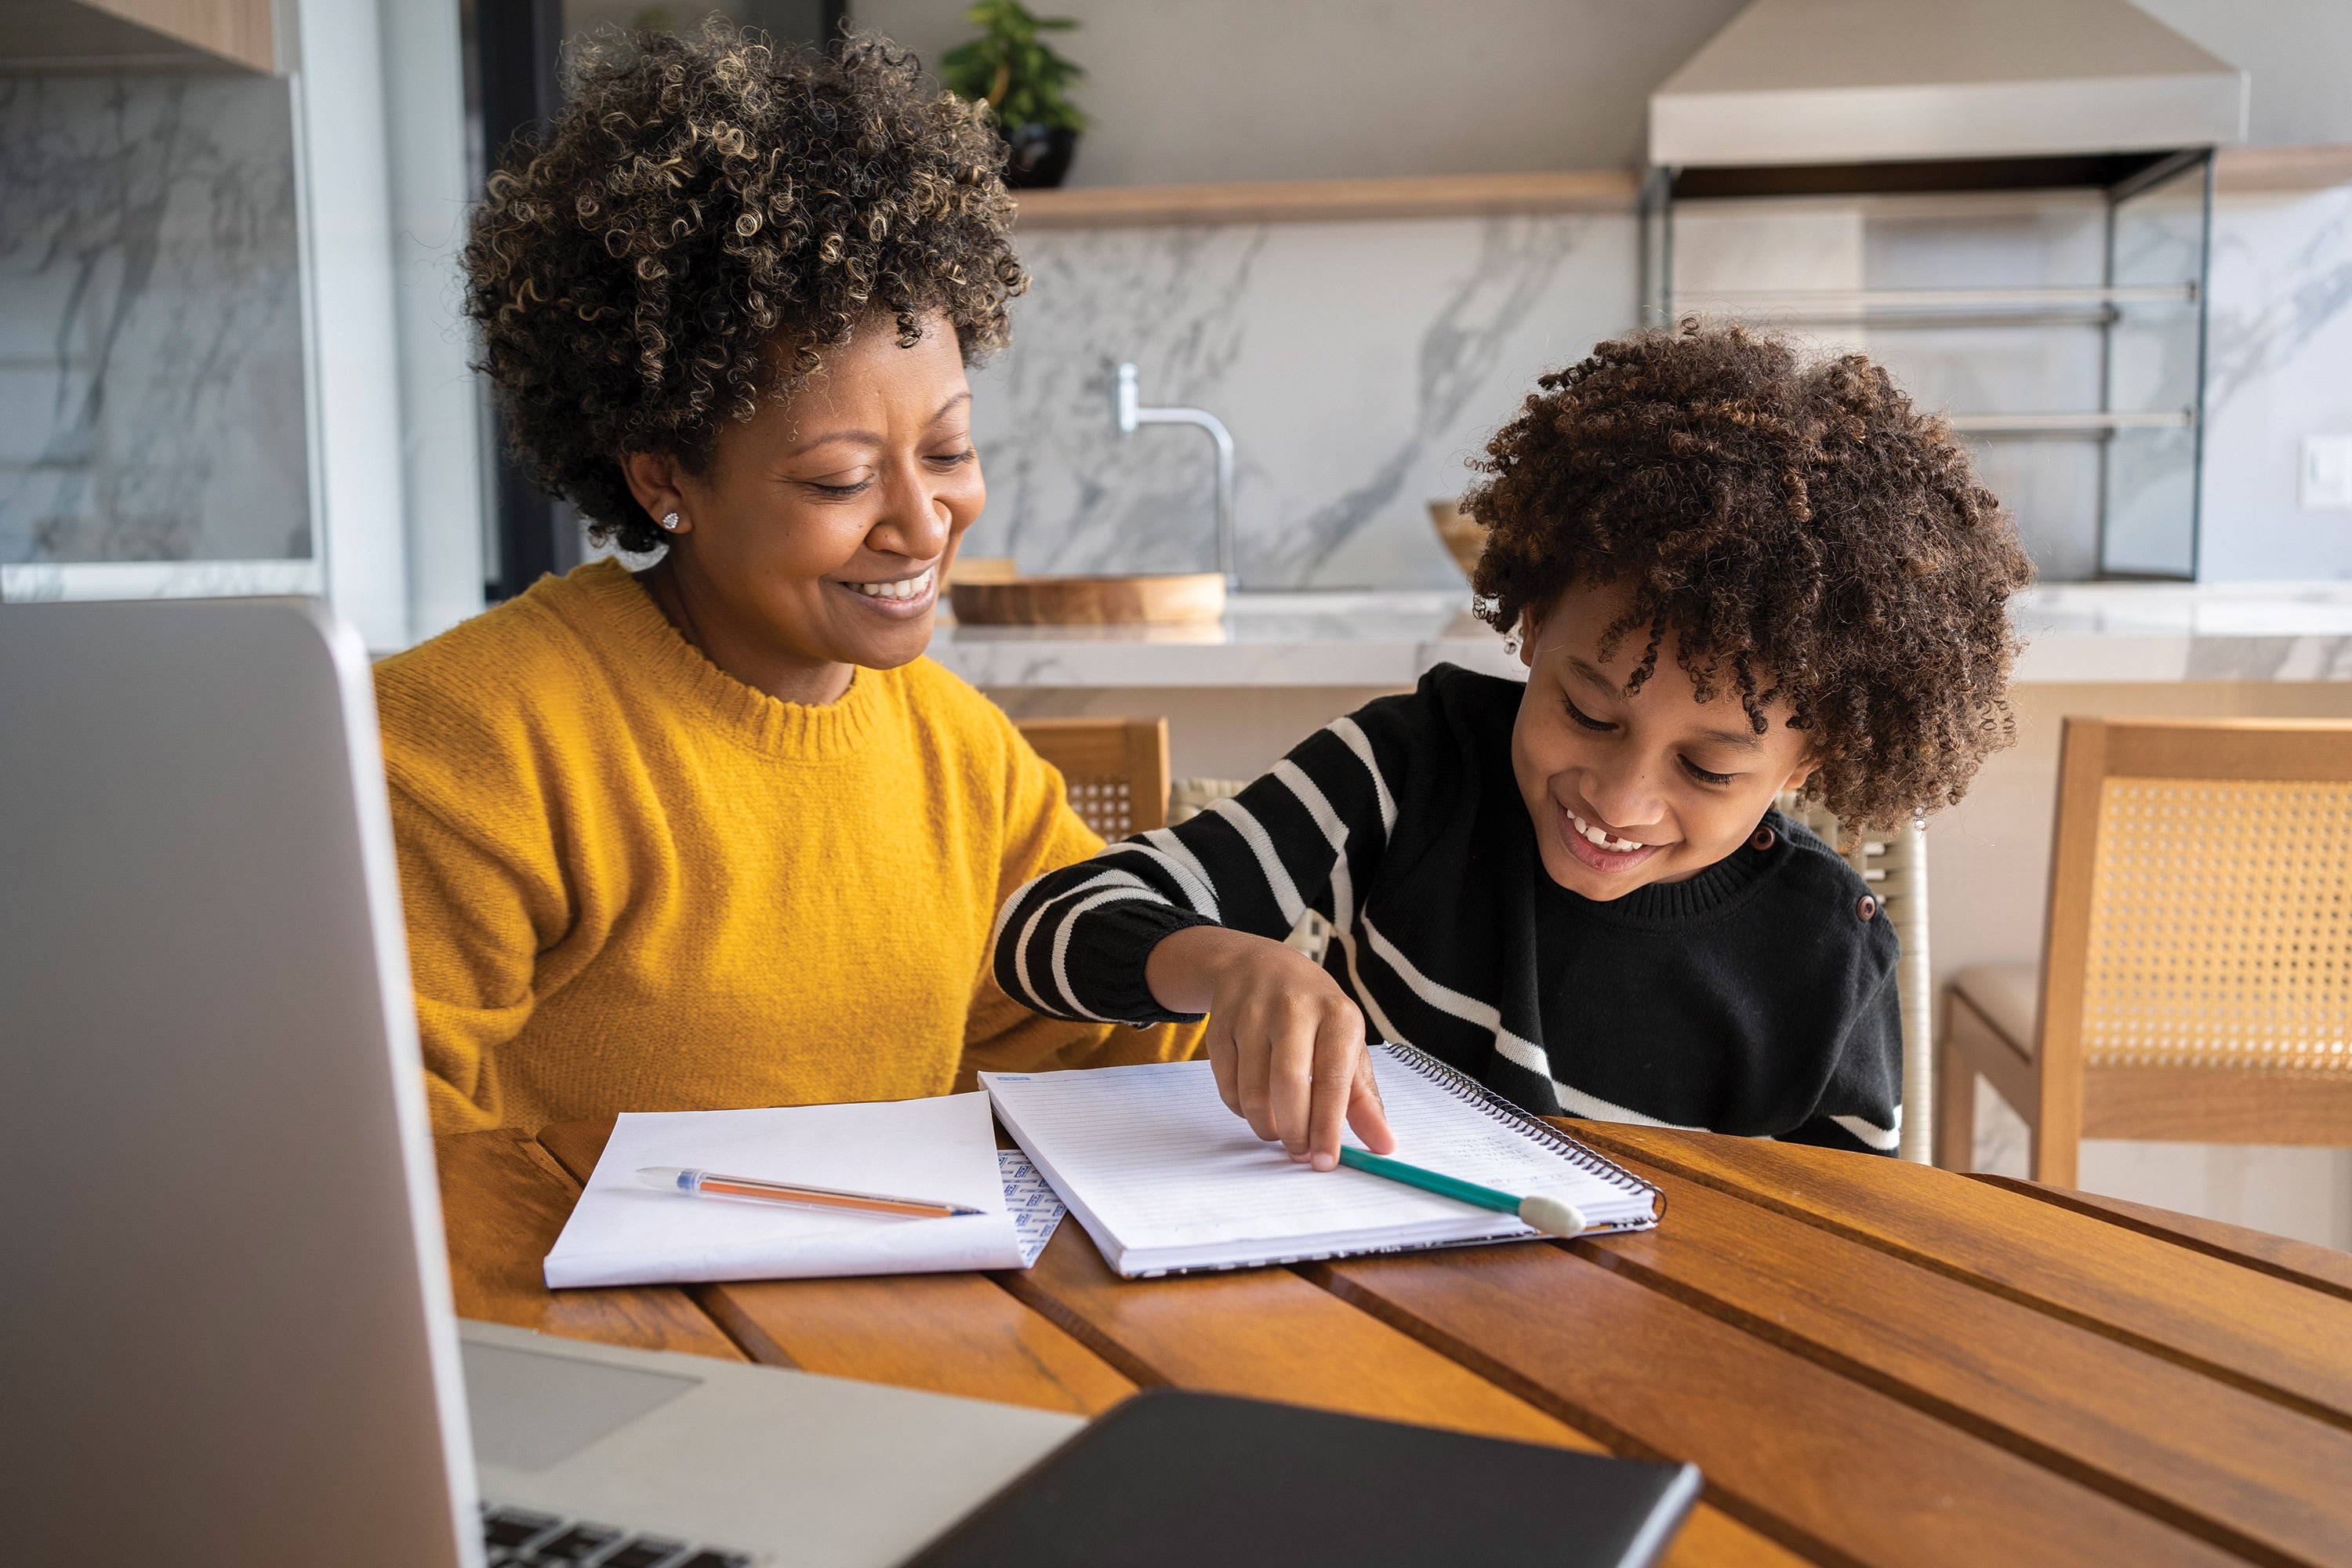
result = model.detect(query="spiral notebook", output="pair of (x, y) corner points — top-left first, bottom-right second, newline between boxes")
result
(980, 1043), (1663, 1278)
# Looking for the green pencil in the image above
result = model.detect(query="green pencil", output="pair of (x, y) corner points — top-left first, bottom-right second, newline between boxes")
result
(1337, 1146), (1588, 1237)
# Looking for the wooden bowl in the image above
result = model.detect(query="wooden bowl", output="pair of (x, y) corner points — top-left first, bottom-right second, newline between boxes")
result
(943, 554), (1019, 585)
(1428, 499), (1488, 582)
(949, 572), (1228, 626)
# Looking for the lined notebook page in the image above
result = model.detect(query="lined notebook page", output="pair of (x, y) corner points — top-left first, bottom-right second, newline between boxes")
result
(983, 1047), (1647, 1274)
(1363, 1053), (1650, 1217)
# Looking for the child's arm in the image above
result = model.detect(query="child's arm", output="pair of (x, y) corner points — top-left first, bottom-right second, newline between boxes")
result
(1778, 969), (1905, 1156)
(959, 720), (1207, 1082)
(993, 717), (1410, 1167)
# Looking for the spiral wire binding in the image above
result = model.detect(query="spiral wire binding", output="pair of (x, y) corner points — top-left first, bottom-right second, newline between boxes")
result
(1377, 1041), (1666, 1229)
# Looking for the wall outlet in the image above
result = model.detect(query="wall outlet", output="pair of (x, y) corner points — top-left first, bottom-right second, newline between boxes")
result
(2304, 434), (2352, 510)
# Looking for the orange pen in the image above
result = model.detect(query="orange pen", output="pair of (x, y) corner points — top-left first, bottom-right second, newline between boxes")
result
(635, 1165), (983, 1220)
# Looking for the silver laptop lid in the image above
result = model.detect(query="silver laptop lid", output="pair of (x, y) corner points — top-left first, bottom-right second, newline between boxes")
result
(0, 597), (476, 1566)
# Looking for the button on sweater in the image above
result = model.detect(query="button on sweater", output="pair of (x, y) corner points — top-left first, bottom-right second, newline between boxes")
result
(996, 665), (1902, 1154)
(376, 560), (1200, 1135)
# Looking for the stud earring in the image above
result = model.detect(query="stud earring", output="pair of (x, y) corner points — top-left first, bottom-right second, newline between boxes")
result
(660, 511), (682, 532)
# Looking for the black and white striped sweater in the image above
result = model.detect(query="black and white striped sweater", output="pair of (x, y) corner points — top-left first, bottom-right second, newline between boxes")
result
(994, 665), (1904, 1155)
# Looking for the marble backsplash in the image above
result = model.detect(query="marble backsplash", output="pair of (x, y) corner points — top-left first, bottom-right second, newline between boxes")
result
(0, 74), (309, 568)
(969, 182), (2352, 589)
(964, 213), (1637, 590)
(2200, 183), (2352, 580)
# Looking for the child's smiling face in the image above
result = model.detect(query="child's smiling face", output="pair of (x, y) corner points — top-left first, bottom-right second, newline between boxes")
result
(1512, 578), (1818, 901)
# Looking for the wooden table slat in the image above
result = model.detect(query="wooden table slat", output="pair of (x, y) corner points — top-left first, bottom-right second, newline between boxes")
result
(533, 1116), (619, 1185)
(1969, 1174), (2352, 1304)
(1568, 1122), (2352, 1429)
(1006, 1223), (1596, 1443)
(1318, 1245), (2249, 1568)
(695, 1274), (1136, 1414)
(1582, 1156), (2352, 1568)
(433, 1129), (744, 1361)
(1002, 1222), (1806, 1568)
(535, 1118), (1136, 1414)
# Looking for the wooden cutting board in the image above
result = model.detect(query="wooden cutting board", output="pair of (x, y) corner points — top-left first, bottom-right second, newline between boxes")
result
(948, 573), (1227, 626)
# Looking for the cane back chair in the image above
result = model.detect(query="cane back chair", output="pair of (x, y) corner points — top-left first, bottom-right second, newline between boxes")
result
(1940, 717), (2352, 1185)
(1016, 717), (1171, 839)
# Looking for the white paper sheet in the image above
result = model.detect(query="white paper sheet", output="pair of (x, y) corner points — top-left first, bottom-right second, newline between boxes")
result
(544, 1093), (1027, 1288)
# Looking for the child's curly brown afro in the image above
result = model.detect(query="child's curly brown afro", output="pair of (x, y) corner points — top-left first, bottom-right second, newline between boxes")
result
(1468, 321), (2034, 832)
(463, 23), (1025, 554)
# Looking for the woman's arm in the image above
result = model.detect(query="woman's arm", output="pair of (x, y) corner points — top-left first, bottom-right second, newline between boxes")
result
(390, 788), (562, 1134)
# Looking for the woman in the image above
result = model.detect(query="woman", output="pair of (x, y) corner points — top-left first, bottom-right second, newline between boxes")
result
(379, 26), (1198, 1134)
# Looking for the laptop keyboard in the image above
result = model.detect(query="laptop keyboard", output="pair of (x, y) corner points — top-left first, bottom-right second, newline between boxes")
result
(483, 1503), (757, 1567)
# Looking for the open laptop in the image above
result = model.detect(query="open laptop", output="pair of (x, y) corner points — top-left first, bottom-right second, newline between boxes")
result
(0, 597), (1083, 1567)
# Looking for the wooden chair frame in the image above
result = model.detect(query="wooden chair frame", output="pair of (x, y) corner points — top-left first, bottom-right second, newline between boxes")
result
(1014, 717), (1171, 837)
(1940, 717), (2352, 1185)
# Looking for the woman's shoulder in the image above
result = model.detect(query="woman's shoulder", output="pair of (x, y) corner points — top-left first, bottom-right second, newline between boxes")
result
(381, 587), (590, 716)
(882, 655), (1036, 777)
(373, 572), (615, 807)
(883, 655), (1014, 736)
(383, 559), (621, 679)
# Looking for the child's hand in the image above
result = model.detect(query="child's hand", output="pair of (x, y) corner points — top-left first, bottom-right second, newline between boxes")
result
(1145, 926), (1397, 1170)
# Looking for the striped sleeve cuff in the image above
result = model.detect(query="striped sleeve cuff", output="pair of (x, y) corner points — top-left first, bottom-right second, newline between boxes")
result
(997, 886), (1214, 1027)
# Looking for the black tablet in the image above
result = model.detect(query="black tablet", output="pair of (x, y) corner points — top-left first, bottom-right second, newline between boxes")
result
(902, 1388), (1701, 1567)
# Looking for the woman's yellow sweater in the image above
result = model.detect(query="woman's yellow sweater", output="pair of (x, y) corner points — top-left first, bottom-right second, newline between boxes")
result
(376, 560), (1198, 1134)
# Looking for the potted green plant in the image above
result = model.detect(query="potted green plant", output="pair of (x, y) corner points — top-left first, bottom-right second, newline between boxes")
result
(939, 1), (1090, 189)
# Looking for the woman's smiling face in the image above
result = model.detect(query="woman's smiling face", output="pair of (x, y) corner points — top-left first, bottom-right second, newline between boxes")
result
(1512, 577), (1817, 900)
(621, 311), (983, 702)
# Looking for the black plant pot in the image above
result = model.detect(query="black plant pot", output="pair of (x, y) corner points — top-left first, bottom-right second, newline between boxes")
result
(1001, 124), (1078, 189)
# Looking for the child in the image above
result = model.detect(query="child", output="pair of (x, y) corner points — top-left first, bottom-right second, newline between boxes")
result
(994, 323), (2033, 1167)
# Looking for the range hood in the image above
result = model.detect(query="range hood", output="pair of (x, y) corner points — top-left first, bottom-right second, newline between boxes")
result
(1650, 0), (2246, 178)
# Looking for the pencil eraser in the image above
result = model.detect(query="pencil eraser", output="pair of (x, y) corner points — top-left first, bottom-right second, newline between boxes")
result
(1518, 1193), (1588, 1237)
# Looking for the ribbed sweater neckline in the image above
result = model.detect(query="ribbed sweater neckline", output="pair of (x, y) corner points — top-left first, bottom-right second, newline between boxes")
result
(556, 559), (885, 762)
(1541, 813), (1785, 928)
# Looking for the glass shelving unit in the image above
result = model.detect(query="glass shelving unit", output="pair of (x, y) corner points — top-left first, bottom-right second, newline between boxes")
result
(1640, 153), (2215, 581)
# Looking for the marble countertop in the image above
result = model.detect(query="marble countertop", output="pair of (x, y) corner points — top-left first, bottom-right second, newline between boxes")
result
(929, 583), (2352, 688)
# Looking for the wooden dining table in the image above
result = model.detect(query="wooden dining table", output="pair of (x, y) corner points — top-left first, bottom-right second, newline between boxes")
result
(437, 1116), (2352, 1568)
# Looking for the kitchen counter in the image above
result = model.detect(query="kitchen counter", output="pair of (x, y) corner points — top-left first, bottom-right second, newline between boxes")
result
(931, 583), (2352, 688)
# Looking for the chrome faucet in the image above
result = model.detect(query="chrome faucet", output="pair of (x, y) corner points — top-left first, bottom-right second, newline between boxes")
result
(1114, 361), (1236, 588)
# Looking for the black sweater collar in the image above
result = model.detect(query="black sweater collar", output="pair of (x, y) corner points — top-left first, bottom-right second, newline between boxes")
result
(1537, 809), (1791, 929)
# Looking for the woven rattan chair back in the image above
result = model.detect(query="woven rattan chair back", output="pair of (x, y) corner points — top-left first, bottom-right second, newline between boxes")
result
(1016, 717), (1171, 839)
(2081, 778), (2350, 1073)
(2011, 717), (2352, 1182)
(1168, 776), (1252, 826)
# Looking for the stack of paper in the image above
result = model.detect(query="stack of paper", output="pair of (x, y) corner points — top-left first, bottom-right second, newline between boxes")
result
(543, 1091), (1062, 1288)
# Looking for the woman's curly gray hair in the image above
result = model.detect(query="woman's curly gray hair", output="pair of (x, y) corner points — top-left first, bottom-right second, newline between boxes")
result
(463, 23), (1025, 553)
